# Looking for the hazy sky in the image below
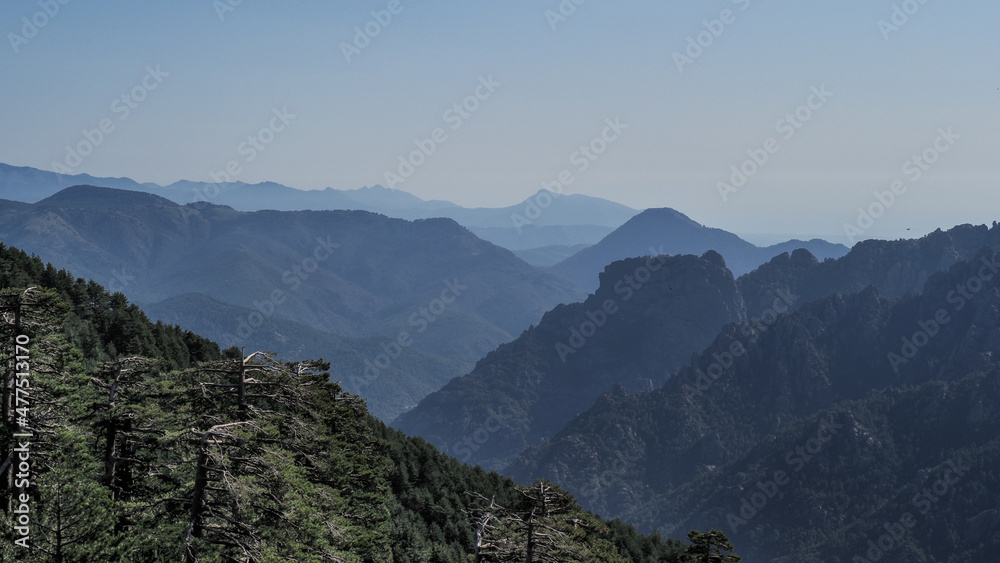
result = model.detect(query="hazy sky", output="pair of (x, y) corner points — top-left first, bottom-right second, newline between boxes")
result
(2, 1), (997, 244)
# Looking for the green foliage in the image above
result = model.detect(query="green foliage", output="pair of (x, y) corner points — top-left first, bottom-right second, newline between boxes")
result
(30, 430), (117, 563)
(0, 243), (222, 370)
(685, 530), (740, 563)
(0, 243), (687, 562)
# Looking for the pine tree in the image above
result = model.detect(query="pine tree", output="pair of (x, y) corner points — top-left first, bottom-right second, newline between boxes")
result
(685, 529), (741, 563)
(29, 431), (116, 563)
(89, 356), (165, 503)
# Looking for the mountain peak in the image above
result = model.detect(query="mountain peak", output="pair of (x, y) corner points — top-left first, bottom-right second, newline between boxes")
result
(701, 249), (726, 268)
(790, 247), (819, 265)
(552, 206), (848, 291)
(631, 207), (703, 229)
(37, 185), (176, 208)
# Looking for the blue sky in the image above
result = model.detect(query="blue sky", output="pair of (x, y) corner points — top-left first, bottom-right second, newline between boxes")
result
(1, 0), (997, 243)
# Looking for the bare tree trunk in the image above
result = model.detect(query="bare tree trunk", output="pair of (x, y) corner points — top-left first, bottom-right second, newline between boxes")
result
(525, 508), (535, 563)
(104, 417), (118, 500)
(185, 421), (253, 563)
(185, 433), (212, 563)
(238, 356), (247, 419)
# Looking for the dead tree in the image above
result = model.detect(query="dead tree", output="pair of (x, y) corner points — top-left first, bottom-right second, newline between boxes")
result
(466, 492), (522, 563)
(181, 352), (335, 561)
(467, 480), (585, 563)
(184, 421), (263, 563)
(195, 351), (292, 421)
(89, 356), (164, 502)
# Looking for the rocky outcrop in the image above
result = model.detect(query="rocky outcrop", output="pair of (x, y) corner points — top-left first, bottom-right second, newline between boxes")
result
(506, 248), (1000, 561)
(393, 252), (747, 469)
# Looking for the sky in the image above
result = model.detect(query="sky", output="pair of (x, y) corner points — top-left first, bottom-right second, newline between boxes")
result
(1, 0), (997, 244)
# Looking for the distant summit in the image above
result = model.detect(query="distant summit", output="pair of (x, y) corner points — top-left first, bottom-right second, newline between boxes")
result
(444, 188), (638, 229)
(37, 185), (177, 208)
(552, 207), (849, 290)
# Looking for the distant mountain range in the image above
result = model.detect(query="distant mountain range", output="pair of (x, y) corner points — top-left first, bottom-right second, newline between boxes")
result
(0, 185), (584, 419)
(0, 163), (851, 274)
(0, 162), (635, 254)
(0, 179), (850, 423)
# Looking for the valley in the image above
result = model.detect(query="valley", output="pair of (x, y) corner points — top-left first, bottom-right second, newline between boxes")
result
(3, 4), (993, 560)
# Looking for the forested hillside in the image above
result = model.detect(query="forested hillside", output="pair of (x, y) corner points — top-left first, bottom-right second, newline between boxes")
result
(0, 243), (222, 370)
(0, 244), (706, 561)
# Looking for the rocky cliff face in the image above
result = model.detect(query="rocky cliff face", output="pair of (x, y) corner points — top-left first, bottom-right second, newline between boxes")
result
(506, 248), (1000, 561)
(393, 252), (747, 469)
(397, 223), (1000, 473)
(739, 223), (1000, 318)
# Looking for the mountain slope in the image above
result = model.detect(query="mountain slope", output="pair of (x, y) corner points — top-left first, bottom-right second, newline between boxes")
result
(0, 242), (692, 562)
(668, 372), (1000, 562)
(507, 247), (1000, 560)
(0, 186), (585, 418)
(738, 222), (1000, 319)
(392, 251), (747, 469)
(513, 243), (591, 267)
(394, 223), (1000, 469)
(553, 208), (848, 290)
(467, 224), (612, 251)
